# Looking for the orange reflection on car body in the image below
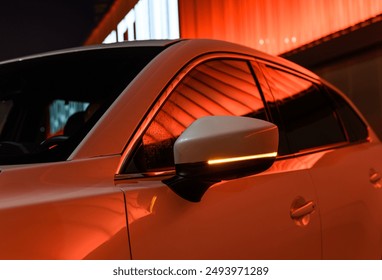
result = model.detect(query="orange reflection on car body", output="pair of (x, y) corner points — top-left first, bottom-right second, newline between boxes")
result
(0, 192), (129, 259)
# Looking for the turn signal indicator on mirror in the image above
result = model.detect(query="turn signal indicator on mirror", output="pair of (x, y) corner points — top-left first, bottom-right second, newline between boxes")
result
(208, 152), (278, 165)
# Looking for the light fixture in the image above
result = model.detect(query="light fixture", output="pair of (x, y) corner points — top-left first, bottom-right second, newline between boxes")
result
(208, 152), (277, 165)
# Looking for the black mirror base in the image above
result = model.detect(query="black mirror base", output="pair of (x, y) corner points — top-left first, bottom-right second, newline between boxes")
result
(162, 175), (219, 202)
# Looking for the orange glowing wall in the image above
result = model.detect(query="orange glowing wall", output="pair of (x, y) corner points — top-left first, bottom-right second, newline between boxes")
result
(178, 0), (382, 54)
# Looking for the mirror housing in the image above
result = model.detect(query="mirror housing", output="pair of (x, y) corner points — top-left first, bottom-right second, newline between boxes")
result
(163, 116), (278, 202)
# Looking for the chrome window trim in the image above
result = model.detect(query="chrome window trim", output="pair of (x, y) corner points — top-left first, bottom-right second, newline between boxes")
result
(115, 139), (370, 180)
(274, 139), (369, 160)
(116, 52), (258, 175)
(115, 169), (175, 180)
(289, 139), (370, 162)
(292, 141), (352, 156)
(256, 59), (321, 84)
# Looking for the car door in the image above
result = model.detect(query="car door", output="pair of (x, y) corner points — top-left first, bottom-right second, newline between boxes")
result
(117, 56), (322, 259)
(260, 63), (382, 259)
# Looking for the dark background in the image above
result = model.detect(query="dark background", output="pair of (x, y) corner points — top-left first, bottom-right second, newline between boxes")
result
(0, 0), (113, 61)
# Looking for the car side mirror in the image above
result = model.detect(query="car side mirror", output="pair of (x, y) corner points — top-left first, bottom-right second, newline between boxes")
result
(163, 116), (278, 202)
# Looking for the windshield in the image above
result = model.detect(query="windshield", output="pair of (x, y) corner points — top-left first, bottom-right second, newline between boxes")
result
(0, 45), (164, 165)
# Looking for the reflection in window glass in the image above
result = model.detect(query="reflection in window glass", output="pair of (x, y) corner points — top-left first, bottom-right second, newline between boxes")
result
(0, 100), (13, 134)
(325, 86), (368, 142)
(134, 59), (267, 172)
(265, 67), (346, 153)
(0, 45), (164, 165)
(49, 100), (89, 135)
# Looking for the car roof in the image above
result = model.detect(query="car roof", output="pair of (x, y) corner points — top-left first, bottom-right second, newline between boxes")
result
(0, 39), (179, 65)
(0, 38), (318, 80)
(175, 39), (319, 79)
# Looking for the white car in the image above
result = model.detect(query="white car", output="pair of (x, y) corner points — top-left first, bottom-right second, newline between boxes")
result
(0, 39), (381, 259)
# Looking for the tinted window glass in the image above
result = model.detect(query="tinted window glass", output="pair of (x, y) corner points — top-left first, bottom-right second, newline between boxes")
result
(49, 100), (90, 136)
(253, 62), (289, 156)
(131, 59), (267, 172)
(0, 46), (164, 165)
(325, 86), (368, 142)
(0, 100), (12, 134)
(265, 67), (346, 153)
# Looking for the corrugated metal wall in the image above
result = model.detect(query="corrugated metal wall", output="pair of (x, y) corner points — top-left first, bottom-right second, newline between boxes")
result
(178, 0), (382, 55)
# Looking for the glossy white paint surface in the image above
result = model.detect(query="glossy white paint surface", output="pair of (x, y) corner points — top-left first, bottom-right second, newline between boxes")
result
(174, 116), (278, 164)
(1, 39), (381, 259)
(0, 156), (130, 259)
(120, 157), (322, 259)
(300, 143), (382, 259)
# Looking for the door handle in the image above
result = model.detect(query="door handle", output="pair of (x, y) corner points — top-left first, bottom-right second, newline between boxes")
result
(369, 169), (381, 189)
(290, 201), (316, 219)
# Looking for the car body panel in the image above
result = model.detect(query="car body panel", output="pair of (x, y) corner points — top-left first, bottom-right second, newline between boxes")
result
(0, 39), (381, 259)
(120, 158), (322, 259)
(0, 156), (130, 259)
(298, 142), (382, 259)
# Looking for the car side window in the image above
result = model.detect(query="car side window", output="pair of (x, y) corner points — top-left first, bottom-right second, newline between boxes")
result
(324, 86), (368, 143)
(264, 66), (346, 153)
(129, 59), (268, 173)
